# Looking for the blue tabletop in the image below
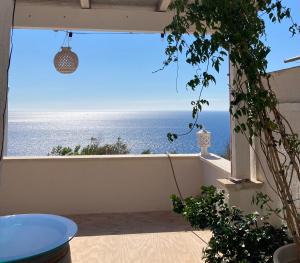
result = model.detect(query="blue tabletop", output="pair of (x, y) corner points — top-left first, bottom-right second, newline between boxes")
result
(0, 214), (77, 262)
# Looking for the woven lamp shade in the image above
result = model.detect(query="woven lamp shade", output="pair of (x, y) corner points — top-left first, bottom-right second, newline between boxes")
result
(54, 47), (79, 74)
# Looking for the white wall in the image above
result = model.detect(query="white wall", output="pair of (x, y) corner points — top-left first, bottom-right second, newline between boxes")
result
(200, 154), (230, 185)
(0, 154), (230, 215)
(254, 66), (300, 223)
(214, 67), (300, 219)
(267, 66), (300, 103)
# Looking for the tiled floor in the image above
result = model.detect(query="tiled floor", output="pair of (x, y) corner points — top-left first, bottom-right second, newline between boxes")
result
(68, 212), (211, 263)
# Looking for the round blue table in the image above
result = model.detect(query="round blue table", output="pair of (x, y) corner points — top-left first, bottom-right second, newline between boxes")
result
(0, 214), (77, 262)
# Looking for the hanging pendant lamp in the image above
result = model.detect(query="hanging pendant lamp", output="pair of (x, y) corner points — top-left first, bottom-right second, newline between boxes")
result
(54, 32), (79, 74)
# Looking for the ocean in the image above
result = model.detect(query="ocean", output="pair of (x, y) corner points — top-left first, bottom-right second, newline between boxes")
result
(7, 111), (230, 156)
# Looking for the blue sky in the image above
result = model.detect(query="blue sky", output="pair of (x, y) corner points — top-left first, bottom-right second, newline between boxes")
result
(9, 1), (300, 112)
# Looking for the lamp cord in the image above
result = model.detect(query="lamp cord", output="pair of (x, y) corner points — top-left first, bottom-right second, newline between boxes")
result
(166, 153), (208, 245)
(167, 153), (184, 201)
(0, 0), (16, 162)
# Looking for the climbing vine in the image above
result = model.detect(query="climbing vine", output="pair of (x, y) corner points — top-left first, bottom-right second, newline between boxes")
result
(163, 0), (300, 253)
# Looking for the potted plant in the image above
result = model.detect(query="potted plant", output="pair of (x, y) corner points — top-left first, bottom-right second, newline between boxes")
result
(162, 0), (300, 261)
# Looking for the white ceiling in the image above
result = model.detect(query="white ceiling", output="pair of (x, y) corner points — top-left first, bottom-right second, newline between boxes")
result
(93, 0), (158, 7)
(15, 0), (173, 32)
(16, 0), (170, 11)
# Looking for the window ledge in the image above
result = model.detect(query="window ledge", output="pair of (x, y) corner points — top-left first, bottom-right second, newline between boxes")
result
(217, 178), (263, 191)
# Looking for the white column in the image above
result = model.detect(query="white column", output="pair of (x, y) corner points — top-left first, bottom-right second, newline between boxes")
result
(0, 0), (14, 161)
(229, 61), (251, 181)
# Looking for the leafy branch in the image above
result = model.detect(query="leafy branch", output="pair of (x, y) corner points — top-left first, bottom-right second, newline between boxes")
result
(163, 0), (300, 252)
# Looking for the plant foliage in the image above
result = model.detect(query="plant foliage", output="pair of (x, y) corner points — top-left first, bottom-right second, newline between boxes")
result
(172, 185), (225, 228)
(172, 186), (291, 262)
(49, 137), (130, 156)
(164, 0), (300, 249)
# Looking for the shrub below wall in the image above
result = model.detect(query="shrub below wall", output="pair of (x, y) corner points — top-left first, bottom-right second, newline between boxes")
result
(171, 186), (291, 263)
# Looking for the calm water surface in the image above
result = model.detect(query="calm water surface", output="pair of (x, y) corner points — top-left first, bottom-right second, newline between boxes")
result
(7, 111), (230, 156)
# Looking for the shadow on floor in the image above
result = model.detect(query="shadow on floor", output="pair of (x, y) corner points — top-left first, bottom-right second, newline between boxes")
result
(68, 211), (192, 237)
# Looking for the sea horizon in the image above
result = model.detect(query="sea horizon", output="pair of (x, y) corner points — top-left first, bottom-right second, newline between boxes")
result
(7, 110), (230, 157)
(8, 109), (229, 113)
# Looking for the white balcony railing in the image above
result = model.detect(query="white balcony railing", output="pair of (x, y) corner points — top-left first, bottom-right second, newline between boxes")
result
(0, 154), (230, 215)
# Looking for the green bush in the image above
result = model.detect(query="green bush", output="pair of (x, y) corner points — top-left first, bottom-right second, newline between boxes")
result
(141, 149), (152, 154)
(171, 186), (225, 229)
(171, 186), (291, 263)
(49, 137), (130, 156)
